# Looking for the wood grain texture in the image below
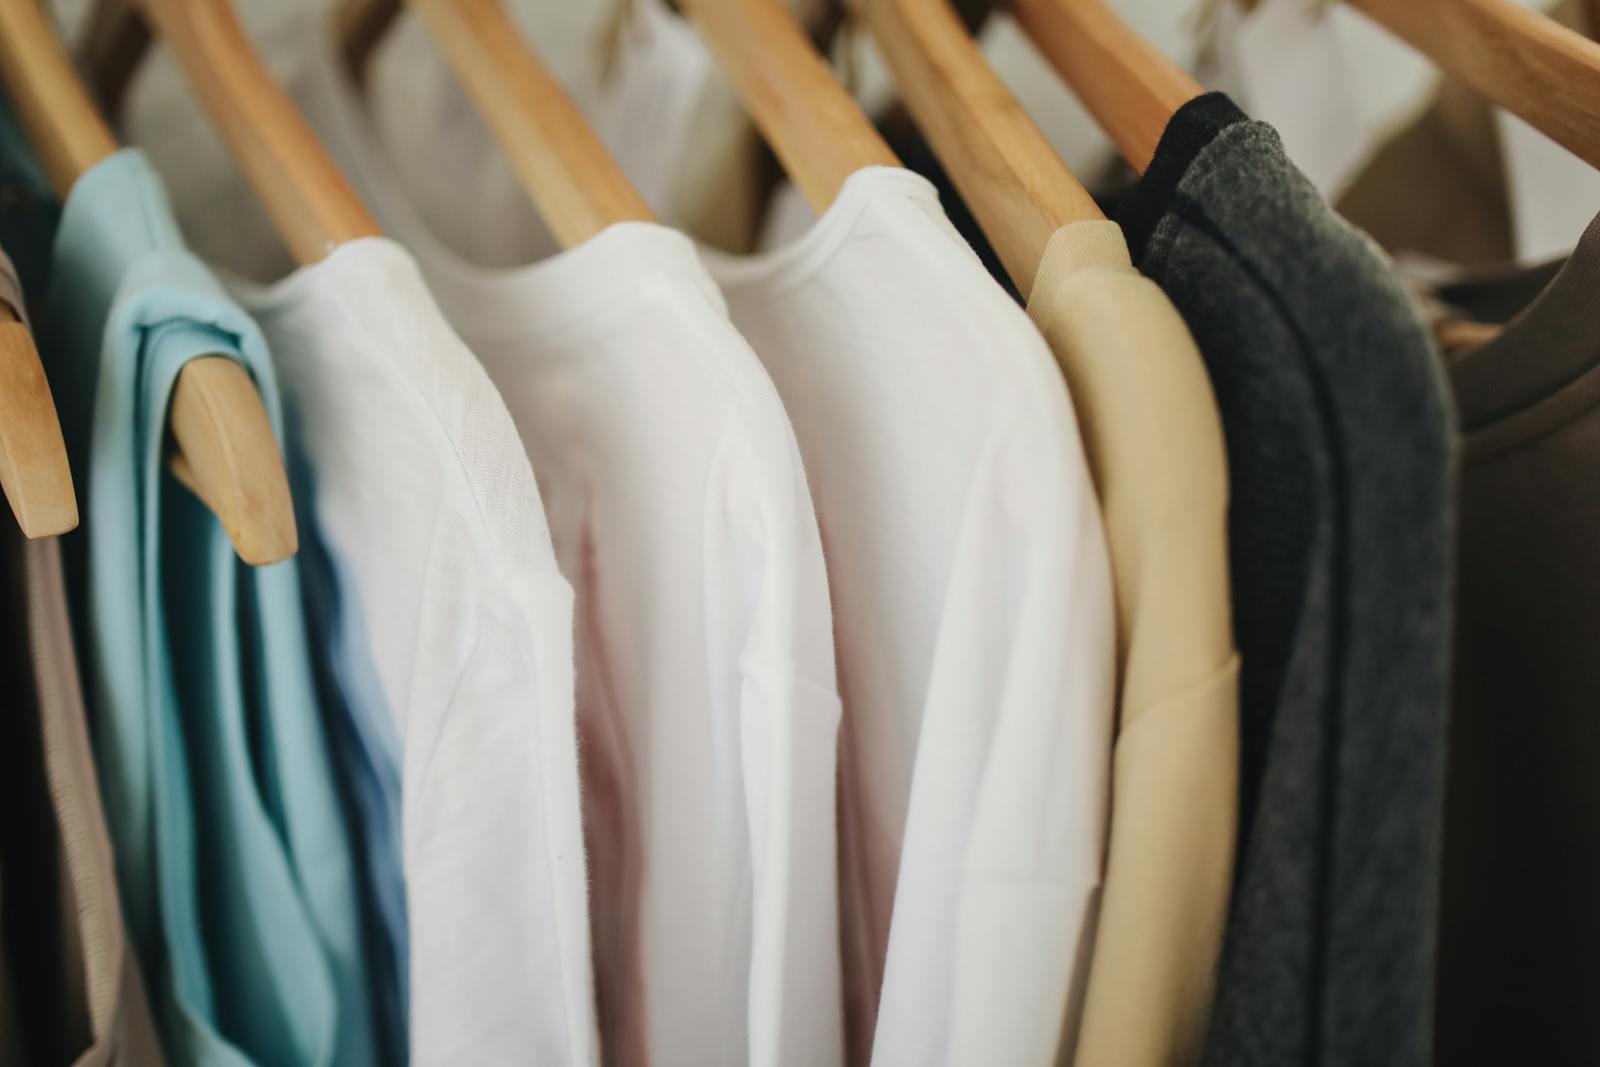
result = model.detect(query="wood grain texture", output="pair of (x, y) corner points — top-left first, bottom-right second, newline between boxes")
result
(1008, 0), (1202, 174)
(168, 356), (297, 565)
(90, 0), (382, 263)
(3, 0), (297, 560)
(406, 0), (654, 245)
(1347, 0), (1600, 171)
(0, 314), (77, 537)
(855, 0), (1103, 295)
(678, 0), (900, 212)
(0, 0), (97, 537)
(340, 0), (888, 223)
(0, 0), (119, 194)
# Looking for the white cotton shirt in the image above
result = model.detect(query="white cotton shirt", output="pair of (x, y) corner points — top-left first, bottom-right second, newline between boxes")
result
(226, 239), (597, 1067)
(701, 168), (1119, 1066)
(297, 30), (845, 1067)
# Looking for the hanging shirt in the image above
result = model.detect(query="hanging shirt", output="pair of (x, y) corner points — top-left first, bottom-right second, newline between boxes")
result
(695, 166), (1116, 1066)
(298, 32), (844, 1067)
(0, 238), (166, 1067)
(224, 238), (597, 1067)
(1411, 212), (1600, 1065)
(1113, 93), (1455, 1067)
(348, 16), (1118, 1056)
(1026, 220), (1239, 1067)
(35, 148), (378, 1067)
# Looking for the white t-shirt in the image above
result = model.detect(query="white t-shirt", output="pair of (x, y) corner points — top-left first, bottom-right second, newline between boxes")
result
(226, 239), (597, 1066)
(371, 15), (1121, 1045)
(298, 30), (845, 1067)
(700, 167), (1118, 1066)
(328, 11), (1119, 1052)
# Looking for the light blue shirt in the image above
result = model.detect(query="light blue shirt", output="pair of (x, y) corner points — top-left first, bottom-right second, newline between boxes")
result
(39, 148), (379, 1067)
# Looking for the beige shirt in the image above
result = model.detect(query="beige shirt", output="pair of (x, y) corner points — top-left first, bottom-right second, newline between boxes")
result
(1027, 222), (1240, 1067)
(0, 250), (164, 1067)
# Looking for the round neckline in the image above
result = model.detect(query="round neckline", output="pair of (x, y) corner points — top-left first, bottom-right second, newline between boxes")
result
(697, 166), (940, 294)
(301, 18), (719, 336)
(1449, 214), (1600, 449)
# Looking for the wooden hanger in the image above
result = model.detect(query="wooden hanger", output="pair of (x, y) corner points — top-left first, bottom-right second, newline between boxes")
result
(1012, 0), (1600, 175)
(84, 0), (382, 265)
(0, 301), (76, 538)
(0, 4), (80, 540)
(851, 0), (1104, 294)
(1008, 0), (1201, 174)
(1343, 0), (1600, 171)
(329, 0), (654, 249)
(671, 0), (900, 214)
(0, 0), (301, 562)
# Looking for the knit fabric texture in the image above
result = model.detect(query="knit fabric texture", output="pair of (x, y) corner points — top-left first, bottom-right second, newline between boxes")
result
(1118, 92), (1455, 1067)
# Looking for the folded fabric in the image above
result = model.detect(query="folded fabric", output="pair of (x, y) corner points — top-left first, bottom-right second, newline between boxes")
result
(37, 147), (377, 1067)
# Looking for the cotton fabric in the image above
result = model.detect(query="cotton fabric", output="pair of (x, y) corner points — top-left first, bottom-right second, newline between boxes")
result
(1420, 211), (1600, 1064)
(35, 148), (377, 1067)
(1116, 93), (1454, 1067)
(223, 238), (597, 1067)
(349, 34), (1121, 1051)
(1026, 220), (1238, 1067)
(699, 166), (1116, 1066)
(296, 35), (845, 1066)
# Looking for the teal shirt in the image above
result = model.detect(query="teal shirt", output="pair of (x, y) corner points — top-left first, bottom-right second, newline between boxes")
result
(38, 148), (378, 1067)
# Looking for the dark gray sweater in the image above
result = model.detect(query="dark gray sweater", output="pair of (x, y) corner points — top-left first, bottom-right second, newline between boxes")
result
(1117, 93), (1455, 1067)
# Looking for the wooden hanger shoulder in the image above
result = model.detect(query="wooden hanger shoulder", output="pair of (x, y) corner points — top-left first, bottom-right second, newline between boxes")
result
(0, 307), (76, 537)
(0, 0), (296, 561)
(331, 0), (654, 248)
(1009, 0), (1202, 174)
(1348, 0), (1600, 171)
(1018, 0), (1600, 178)
(89, 0), (381, 263)
(677, 0), (900, 213)
(855, 0), (1103, 295)
(167, 355), (297, 565)
(0, 0), (103, 538)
